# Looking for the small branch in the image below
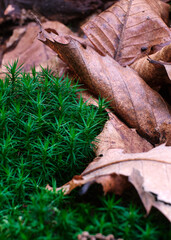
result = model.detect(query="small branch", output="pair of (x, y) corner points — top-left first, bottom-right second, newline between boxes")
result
(77, 231), (118, 240)
(30, 11), (43, 31)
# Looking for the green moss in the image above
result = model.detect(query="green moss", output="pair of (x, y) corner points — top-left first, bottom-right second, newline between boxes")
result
(0, 61), (170, 240)
(0, 61), (108, 187)
(1, 188), (170, 240)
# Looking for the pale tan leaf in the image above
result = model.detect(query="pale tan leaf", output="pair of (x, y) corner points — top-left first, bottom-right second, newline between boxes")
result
(57, 145), (171, 221)
(81, 0), (171, 66)
(82, 145), (171, 204)
(129, 169), (171, 220)
(95, 111), (153, 155)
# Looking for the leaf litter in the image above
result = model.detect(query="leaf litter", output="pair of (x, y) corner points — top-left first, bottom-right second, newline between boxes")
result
(0, 0), (171, 222)
(39, 0), (171, 221)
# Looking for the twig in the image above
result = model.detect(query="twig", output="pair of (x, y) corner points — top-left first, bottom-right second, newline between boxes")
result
(147, 55), (171, 66)
(77, 231), (123, 240)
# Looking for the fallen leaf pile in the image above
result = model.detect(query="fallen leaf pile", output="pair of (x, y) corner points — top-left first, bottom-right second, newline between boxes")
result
(81, 0), (171, 66)
(1, 0), (171, 222)
(39, 0), (171, 221)
(55, 144), (171, 221)
(41, 0), (171, 221)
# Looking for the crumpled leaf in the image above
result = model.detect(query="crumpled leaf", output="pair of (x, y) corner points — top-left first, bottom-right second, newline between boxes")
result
(95, 111), (153, 155)
(56, 144), (171, 221)
(38, 29), (171, 144)
(131, 43), (171, 90)
(0, 20), (72, 72)
(81, 0), (171, 66)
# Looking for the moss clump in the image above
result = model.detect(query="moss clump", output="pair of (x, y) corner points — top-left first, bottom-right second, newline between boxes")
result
(0, 61), (170, 240)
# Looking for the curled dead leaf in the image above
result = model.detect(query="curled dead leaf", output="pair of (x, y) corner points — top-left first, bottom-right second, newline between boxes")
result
(38, 29), (171, 145)
(131, 44), (171, 90)
(57, 145), (171, 221)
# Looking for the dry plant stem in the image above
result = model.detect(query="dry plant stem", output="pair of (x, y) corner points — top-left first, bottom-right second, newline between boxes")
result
(77, 231), (116, 240)
(147, 57), (171, 66)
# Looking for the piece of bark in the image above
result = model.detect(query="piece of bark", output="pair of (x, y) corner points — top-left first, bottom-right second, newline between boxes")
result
(34, 0), (115, 22)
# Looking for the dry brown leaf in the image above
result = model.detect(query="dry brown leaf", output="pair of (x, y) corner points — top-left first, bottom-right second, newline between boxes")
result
(131, 44), (171, 90)
(0, 21), (72, 73)
(81, 0), (171, 66)
(76, 90), (153, 154)
(77, 90), (153, 153)
(1, 22), (54, 72)
(5, 27), (26, 49)
(95, 111), (153, 155)
(56, 145), (171, 221)
(157, 0), (170, 24)
(38, 30), (171, 144)
(35, 55), (68, 78)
